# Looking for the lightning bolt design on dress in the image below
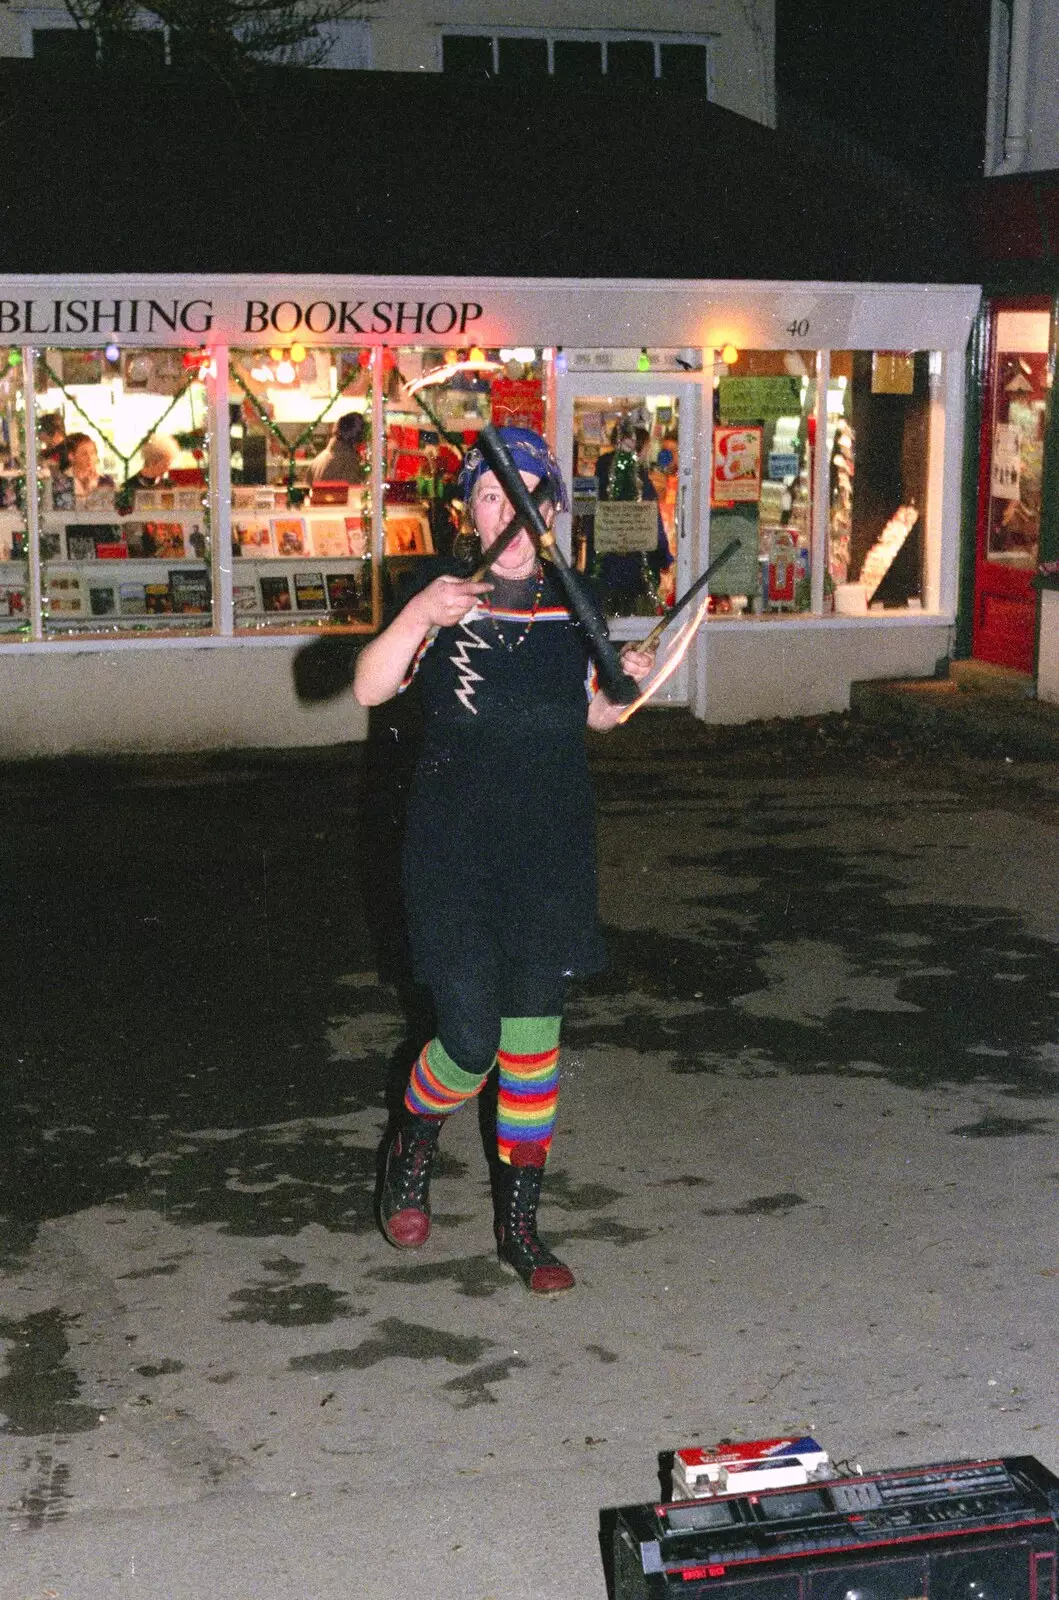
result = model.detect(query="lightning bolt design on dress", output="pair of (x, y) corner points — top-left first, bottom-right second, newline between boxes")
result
(450, 622), (491, 714)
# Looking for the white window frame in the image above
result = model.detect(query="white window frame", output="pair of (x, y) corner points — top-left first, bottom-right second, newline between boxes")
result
(18, 6), (371, 69)
(439, 26), (715, 94)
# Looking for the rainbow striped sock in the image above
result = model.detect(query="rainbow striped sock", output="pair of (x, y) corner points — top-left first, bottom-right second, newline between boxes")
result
(404, 1036), (490, 1118)
(496, 1016), (561, 1165)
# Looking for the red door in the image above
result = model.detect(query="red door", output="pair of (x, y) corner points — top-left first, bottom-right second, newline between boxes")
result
(973, 295), (1053, 671)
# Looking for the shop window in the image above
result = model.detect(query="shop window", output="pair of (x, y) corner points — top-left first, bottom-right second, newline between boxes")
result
(711, 350), (818, 615)
(0, 349), (28, 637)
(229, 346), (373, 630)
(382, 346), (546, 584)
(606, 40), (655, 82)
(660, 43), (709, 87)
(498, 35), (548, 78)
(34, 347), (211, 637)
(571, 389), (684, 620)
(441, 33), (493, 77)
(829, 350), (932, 610)
(983, 311), (1050, 568)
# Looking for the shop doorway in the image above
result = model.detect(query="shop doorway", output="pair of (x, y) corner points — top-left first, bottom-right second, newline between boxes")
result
(973, 297), (1053, 672)
(553, 373), (701, 706)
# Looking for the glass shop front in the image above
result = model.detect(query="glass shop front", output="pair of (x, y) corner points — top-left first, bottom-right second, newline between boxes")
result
(0, 275), (980, 744)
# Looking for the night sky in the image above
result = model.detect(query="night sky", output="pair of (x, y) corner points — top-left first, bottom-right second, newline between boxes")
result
(776, 0), (994, 181)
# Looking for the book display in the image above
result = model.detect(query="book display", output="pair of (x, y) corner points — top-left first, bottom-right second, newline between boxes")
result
(0, 387), (28, 633)
(230, 481), (372, 627)
(228, 346), (375, 630)
(40, 499), (213, 634)
(34, 344), (214, 636)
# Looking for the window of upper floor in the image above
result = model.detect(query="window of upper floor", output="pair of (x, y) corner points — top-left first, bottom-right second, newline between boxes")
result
(24, 8), (371, 70)
(440, 27), (714, 92)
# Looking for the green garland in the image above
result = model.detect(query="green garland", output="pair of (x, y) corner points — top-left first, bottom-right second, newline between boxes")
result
(230, 360), (369, 498)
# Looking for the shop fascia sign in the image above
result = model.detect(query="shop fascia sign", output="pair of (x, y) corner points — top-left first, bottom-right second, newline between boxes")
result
(0, 277), (977, 349)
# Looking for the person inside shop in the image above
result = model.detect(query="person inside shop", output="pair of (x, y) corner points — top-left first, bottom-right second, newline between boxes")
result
(307, 410), (366, 484)
(63, 432), (114, 500)
(38, 412), (67, 473)
(593, 420), (674, 611)
(353, 425), (653, 1297)
(129, 433), (182, 490)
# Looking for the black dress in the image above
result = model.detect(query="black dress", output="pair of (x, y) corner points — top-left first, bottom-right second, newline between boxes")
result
(399, 560), (606, 1011)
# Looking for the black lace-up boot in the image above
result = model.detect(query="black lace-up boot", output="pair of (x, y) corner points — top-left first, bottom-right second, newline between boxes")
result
(495, 1142), (575, 1295)
(380, 1113), (444, 1248)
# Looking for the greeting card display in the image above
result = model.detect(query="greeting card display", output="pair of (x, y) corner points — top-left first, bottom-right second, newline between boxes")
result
(0, 581), (27, 617)
(308, 517), (350, 558)
(66, 528), (101, 561)
(272, 517), (307, 556)
(144, 522), (186, 559)
(235, 520), (274, 556)
(345, 515), (367, 557)
(46, 572), (86, 614)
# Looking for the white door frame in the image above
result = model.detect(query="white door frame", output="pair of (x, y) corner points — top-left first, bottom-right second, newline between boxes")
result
(553, 371), (706, 707)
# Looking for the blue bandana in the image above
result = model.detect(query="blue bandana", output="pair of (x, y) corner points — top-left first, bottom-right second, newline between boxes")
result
(456, 426), (569, 513)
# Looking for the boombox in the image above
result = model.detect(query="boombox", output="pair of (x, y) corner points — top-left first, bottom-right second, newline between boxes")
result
(612, 1456), (1059, 1600)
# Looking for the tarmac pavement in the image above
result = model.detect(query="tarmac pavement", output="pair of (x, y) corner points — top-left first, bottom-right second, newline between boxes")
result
(1, 709), (1058, 1599)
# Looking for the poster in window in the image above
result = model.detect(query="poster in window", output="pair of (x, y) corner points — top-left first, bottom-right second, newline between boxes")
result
(871, 351), (915, 395)
(711, 426), (762, 505)
(991, 423), (1020, 501)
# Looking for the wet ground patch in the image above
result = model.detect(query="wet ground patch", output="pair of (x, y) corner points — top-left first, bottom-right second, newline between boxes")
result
(440, 1355), (528, 1408)
(571, 836), (1059, 1097)
(289, 1318), (493, 1373)
(949, 1114), (1054, 1138)
(365, 1254), (511, 1298)
(226, 1282), (361, 1326)
(0, 1309), (101, 1436)
(700, 1191), (806, 1218)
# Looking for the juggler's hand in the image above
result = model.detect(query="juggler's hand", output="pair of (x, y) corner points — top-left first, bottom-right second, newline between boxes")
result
(412, 575), (493, 630)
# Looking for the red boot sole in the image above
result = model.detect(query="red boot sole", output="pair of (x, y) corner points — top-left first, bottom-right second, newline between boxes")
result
(382, 1208), (431, 1248)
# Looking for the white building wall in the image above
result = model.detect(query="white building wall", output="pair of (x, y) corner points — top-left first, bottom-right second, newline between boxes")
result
(0, 0), (775, 127)
(0, 643), (368, 758)
(0, 622), (950, 759)
(695, 619), (953, 725)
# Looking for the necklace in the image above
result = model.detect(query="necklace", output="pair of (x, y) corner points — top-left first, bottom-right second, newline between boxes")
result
(485, 563), (544, 652)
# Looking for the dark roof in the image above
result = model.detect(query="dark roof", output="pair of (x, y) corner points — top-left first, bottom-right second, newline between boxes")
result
(0, 60), (973, 282)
